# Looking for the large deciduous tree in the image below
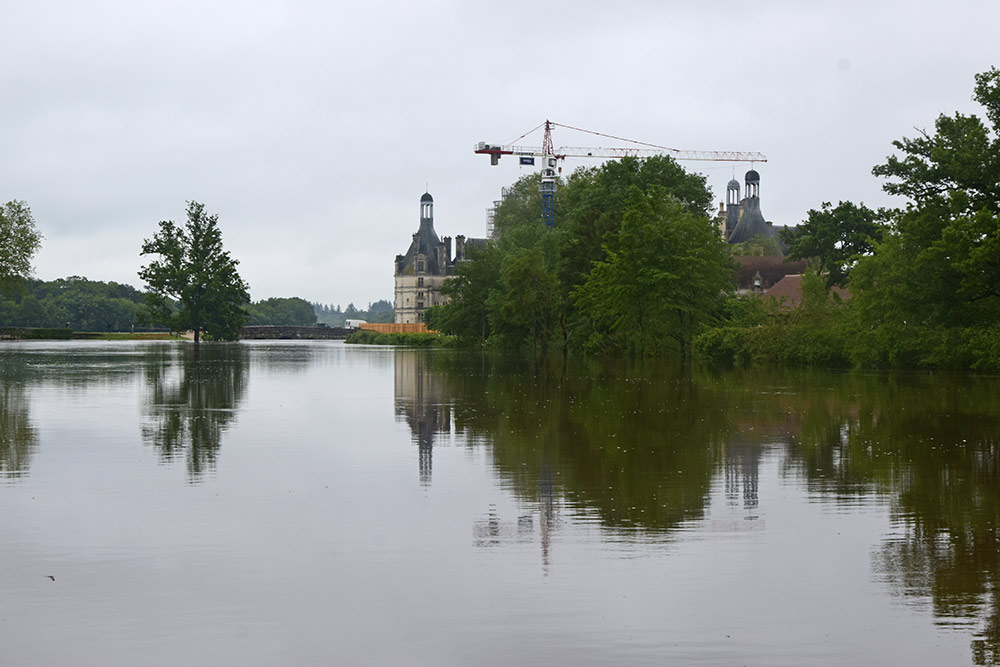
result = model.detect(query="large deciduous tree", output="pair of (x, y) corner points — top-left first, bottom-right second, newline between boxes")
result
(139, 201), (250, 343)
(852, 67), (1000, 330)
(0, 200), (43, 294)
(780, 200), (887, 287)
(573, 186), (733, 359)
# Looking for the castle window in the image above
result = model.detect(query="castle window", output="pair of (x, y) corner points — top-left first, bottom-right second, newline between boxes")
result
(417, 301), (424, 310)
(417, 259), (425, 273)
(417, 291), (424, 298)
(417, 277), (424, 287)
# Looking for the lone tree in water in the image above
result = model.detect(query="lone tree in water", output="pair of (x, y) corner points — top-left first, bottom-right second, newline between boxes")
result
(0, 200), (43, 294)
(139, 201), (250, 343)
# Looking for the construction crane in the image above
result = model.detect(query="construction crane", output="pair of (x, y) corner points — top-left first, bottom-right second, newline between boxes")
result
(474, 120), (767, 228)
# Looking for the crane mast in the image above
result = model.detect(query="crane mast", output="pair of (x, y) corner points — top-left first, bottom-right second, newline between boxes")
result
(540, 121), (557, 227)
(474, 120), (767, 228)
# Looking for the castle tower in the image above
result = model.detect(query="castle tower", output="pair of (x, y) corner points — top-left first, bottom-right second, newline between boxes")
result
(394, 192), (453, 324)
(728, 169), (780, 252)
(725, 178), (742, 240)
(420, 191), (433, 228)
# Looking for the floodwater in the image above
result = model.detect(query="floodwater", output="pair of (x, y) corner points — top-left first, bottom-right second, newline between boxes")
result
(2, 341), (1000, 666)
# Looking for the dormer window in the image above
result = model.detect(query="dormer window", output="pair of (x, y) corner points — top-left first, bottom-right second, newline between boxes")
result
(417, 259), (425, 273)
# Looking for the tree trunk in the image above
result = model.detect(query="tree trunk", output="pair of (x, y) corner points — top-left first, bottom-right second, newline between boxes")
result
(194, 327), (200, 345)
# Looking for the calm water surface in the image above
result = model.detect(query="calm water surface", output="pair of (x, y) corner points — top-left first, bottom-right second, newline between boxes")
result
(2, 341), (999, 666)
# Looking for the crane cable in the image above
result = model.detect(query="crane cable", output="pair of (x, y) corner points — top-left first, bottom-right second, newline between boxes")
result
(501, 121), (546, 147)
(550, 121), (682, 154)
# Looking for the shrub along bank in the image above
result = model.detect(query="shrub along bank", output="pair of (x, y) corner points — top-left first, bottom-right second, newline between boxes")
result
(344, 330), (455, 347)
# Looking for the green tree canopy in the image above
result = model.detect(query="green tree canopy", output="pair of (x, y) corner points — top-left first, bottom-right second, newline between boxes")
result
(427, 242), (501, 343)
(780, 201), (887, 287)
(0, 201), (43, 294)
(430, 155), (719, 355)
(139, 201), (250, 342)
(0, 276), (149, 331)
(247, 297), (317, 326)
(573, 186), (734, 358)
(559, 155), (713, 294)
(852, 67), (1000, 331)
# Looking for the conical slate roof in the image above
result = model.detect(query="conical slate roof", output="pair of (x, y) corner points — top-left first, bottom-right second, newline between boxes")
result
(728, 196), (779, 247)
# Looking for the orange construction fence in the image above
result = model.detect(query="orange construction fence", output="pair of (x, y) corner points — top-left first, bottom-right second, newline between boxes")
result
(359, 322), (437, 334)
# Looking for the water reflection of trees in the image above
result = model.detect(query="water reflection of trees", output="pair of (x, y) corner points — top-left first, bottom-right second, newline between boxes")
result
(398, 353), (734, 537)
(141, 344), (248, 482)
(0, 352), (35, 478)
(778, 374), (1000, 665)
(394, 351), (1000, 657)
(0, 385), (37, 479)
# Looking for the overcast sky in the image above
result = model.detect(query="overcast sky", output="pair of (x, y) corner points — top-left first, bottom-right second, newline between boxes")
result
(2, 1), (997, 307)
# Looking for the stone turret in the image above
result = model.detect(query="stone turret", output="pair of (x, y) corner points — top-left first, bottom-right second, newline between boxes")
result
(728, 169), (780, 252)
(725, 178), (741, 240)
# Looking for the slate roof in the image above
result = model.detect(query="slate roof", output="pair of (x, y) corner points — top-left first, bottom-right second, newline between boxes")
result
(728, 196), (779, 246)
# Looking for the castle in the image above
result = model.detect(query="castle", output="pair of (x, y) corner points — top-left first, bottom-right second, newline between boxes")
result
(393, 192), (485, 324)
(720, 169), (785, 249)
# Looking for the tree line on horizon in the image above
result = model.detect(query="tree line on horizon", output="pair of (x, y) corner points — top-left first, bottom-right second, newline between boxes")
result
(0, 275), (369, 333)
(0, 201), (394, 335)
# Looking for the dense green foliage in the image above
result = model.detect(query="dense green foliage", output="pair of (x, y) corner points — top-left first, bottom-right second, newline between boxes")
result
(140, 202), (250, 342)
(344, 330), (452, 346)
(695, 270), (851, 367)
(0, 200), (43, 294)
(0, 276), (151, 331)
(696, 67), (1000, 371)
(853, 68), (1000, 331)
(0, 273), (375, 333)
(574, 187), (733, 357)
(313, 300), (394, 327)
(428, 156), (730, 357)
(780, 201), (887, 286)
(247, 297), (316, 326)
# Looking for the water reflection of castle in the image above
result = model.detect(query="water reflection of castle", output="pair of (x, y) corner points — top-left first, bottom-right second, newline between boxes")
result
(393, 350), (452, 485)
(393, 351), (558, 572)
(723, 434), (762, 520)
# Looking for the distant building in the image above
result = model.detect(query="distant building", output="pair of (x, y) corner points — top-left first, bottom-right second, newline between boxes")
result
(393, 192), (485, 324)
(718, 169), (788, 252)
(714, 170), (805, 292)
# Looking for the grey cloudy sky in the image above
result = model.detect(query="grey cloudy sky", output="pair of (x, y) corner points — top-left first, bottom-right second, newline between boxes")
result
(2, 0), (997, 307)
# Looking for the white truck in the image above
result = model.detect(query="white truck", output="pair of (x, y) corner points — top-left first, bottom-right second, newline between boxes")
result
(345, 319), (367, 330)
